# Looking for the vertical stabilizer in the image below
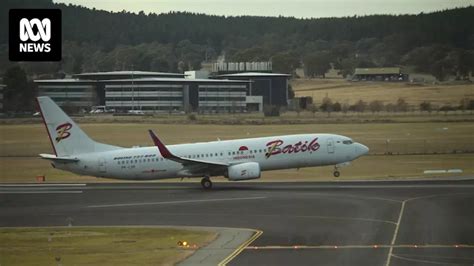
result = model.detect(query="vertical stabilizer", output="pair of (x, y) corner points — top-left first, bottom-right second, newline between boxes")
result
(37, 96), (120, 156)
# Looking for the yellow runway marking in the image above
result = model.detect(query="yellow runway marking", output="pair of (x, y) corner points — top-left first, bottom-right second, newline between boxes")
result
(219, 229), (263, 266)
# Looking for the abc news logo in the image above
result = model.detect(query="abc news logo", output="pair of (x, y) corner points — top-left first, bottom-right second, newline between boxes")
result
(9, 9), (61, 61)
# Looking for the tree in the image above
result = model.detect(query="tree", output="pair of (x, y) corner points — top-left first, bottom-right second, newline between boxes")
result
(320, 97), (334, 116)
(272, 52), (300, 74)
(3, 65), (35, 112)
(420, 101), (432, 113)
(304, 52), (331, 78)
(308, 103), (318, 117)
(352, 100), (367, 113)
(368, 100), (384, 113)
(337, 57), (357, 78)
(396, 98), (409, 112)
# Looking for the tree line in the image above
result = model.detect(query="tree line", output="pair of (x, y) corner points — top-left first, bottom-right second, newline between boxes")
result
(1, 1), (473, 80)
(295, 97), (474, 116)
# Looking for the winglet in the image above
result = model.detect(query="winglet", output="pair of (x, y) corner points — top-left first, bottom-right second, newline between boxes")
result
(148, 130), (174, 158)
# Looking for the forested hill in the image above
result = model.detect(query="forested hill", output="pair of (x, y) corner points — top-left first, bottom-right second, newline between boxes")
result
(1, 0), (473, 80)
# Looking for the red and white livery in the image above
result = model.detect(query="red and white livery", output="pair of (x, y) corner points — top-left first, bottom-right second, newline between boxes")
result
(37, 96), (369, 189)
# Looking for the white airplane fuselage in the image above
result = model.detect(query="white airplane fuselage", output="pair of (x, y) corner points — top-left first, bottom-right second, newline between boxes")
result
(53, 133), (368, 180)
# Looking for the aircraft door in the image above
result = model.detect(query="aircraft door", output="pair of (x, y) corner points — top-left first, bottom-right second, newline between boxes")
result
(98, 158), (107, 173)
(327, 138), (335, 154)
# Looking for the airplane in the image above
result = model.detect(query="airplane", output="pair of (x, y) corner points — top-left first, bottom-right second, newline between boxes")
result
(37, 96), (369, 189)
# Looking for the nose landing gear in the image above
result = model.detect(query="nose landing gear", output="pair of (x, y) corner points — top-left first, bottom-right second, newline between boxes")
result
(201, 176), (212, 189)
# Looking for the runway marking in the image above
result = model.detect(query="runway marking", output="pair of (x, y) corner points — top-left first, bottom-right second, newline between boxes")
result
(302, 192), (402, 203)
(385, 200), (406, 266)
(384, 193), (472, 266)
(0, 184), (86, 187)
(0, 191), (83, 194)
(245, 244), (474, 250)
(87, 196), (267, 208)
(280, 184), (474, 189)
(219, 229), (263, 266)
(395, 253), (474, 262)
(391, 254), (460, 265)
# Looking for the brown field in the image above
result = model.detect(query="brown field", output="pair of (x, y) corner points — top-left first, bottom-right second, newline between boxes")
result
(291, 78), (474, 106)
(1, 122), (473, 182)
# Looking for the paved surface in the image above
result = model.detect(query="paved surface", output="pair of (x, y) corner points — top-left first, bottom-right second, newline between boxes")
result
(178, 227), (257, 266)
(1, 179), (474, 266)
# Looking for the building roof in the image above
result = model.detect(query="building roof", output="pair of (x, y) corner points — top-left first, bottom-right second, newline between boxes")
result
(104, 77), (251, 83)
(73, 71), (185, 80)
(354, 67), (401, 75)
(34, 79), (96, 83)
(216, 72), (291, 78)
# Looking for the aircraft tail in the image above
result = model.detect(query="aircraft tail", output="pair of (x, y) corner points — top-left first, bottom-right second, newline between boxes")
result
(36, 96), (121, 156)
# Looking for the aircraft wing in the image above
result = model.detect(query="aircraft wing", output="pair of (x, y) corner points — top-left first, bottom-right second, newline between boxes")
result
(148, 130), (229, 175)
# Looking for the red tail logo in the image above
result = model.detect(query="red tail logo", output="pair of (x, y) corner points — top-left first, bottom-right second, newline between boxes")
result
(55, 123), (72, 142)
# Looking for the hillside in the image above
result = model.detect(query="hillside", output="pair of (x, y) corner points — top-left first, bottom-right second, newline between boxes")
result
(1, 1), (473, 80)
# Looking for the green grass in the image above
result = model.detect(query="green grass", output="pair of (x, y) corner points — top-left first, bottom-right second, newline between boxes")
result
(0, 227), (216, 266)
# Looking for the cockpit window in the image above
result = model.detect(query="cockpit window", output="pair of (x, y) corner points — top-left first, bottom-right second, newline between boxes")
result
(342, 140), (353, 145)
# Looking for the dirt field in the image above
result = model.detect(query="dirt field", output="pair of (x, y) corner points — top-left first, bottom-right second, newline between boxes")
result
(0, 122), (472, 182)
(291, 79), (474, 106)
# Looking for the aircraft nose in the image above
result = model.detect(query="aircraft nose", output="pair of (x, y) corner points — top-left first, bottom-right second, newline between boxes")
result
(355, 143), (369, 156)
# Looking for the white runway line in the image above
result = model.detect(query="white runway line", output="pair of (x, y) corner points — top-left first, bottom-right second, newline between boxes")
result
(0, 184), (86, 187)
(277, 184), (474, 189)
(88, 196), (267, 208)
(385, 201), (406, 266)
(0, 191), (83, 194)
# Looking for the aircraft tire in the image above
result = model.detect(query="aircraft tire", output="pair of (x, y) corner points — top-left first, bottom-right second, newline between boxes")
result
(333, 171), (340, 177)
(201, 177), (212, 189)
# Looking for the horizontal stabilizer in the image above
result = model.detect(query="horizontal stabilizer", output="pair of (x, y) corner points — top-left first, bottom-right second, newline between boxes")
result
(39, 153), (79, 162)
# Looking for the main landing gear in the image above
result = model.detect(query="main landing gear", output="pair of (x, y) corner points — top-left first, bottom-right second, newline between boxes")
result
(201, 176), (212, 189)
(333, 166), (340, 177)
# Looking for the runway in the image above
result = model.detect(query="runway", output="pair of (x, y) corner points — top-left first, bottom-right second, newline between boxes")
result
(1, 179), (474, 265)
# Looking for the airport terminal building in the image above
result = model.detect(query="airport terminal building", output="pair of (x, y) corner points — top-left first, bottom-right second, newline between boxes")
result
(35, 70), (290, 113)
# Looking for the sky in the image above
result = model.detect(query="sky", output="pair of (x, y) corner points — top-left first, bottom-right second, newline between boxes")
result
(54, 0), (473, 18)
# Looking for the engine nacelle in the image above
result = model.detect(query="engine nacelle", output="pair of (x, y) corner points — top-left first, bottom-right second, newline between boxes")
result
(227, 162), (261, 181)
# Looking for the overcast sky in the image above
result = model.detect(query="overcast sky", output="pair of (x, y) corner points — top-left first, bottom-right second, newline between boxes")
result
(54, 0), (472, 18)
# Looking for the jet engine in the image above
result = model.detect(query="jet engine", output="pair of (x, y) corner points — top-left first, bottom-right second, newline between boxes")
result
(227, 162), (261, 181)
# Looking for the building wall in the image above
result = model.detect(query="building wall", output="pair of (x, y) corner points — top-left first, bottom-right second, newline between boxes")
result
(225, 76), (288, 107)
(36, 83), (96, 108)
(105, 84), (184, 111)
(104, 82), (249, 112)
(198, 84), (247, 112)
